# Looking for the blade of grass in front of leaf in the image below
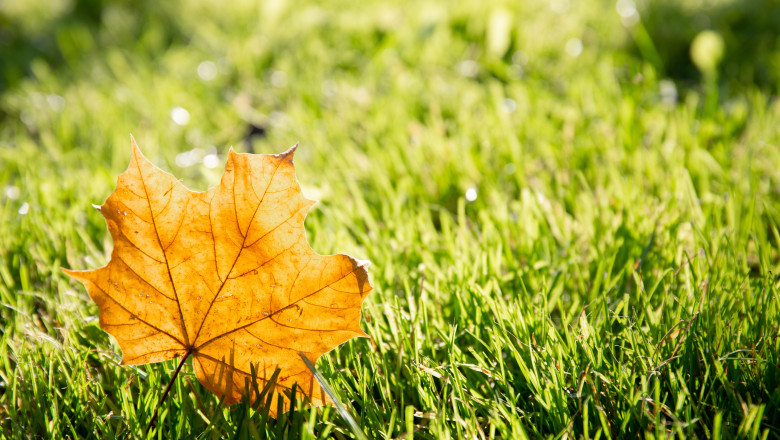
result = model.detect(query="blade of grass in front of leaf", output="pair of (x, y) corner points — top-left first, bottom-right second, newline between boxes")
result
(250, 364), (282, 404)
(299, 352), (368, 440)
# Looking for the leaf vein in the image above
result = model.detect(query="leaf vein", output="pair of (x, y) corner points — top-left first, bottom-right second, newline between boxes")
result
(96, 282), (185, 347)
(195, 269), (357, 350)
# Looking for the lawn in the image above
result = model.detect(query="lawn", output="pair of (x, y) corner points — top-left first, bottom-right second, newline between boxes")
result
(1, 0), (780, 438)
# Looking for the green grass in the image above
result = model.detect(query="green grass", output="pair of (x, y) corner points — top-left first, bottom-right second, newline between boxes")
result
(2, 0), (780, 438)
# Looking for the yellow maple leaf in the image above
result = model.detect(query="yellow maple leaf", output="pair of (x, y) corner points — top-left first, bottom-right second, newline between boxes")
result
(63, 137), (372, 416)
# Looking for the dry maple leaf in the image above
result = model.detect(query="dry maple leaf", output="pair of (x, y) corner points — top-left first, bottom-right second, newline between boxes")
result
(63, 137), (372, 416)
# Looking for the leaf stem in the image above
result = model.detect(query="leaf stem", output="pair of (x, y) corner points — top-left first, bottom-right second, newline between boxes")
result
(144, 351), (191, 437)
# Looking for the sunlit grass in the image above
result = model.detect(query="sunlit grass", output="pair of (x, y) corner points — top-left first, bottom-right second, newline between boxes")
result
(1, 0), (779, 438)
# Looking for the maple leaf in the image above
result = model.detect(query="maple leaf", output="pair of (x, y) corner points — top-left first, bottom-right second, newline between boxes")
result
(63, 137), (372, 416)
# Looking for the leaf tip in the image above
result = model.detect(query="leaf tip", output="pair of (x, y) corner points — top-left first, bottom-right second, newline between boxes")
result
(279, 143), (298, 158)
(61, 267), (85, 282)
(62, 267), (99, 286)
(130, 135), (144, 162)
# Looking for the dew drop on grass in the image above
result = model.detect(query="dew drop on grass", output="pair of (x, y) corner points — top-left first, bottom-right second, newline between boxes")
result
(616, 0), (636, 18)
(457, 60), (478, 77)
(203, 153), (219, 169)
(197, 61), (217, 81)
(5, 186), (19, 200)
(565, 38), (583, 57)
(46, 94), (65, 112)
(170, 107), (190, 126)
(176, 148), (205, 168)
(616, 0), (640, 26)
(502, 98), (517, 113)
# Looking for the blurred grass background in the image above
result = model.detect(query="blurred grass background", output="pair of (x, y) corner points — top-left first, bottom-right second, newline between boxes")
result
(1, 0), (780, 438)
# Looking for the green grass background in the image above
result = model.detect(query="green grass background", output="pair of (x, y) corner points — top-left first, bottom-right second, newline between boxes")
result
(1, 0), (780, 438)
